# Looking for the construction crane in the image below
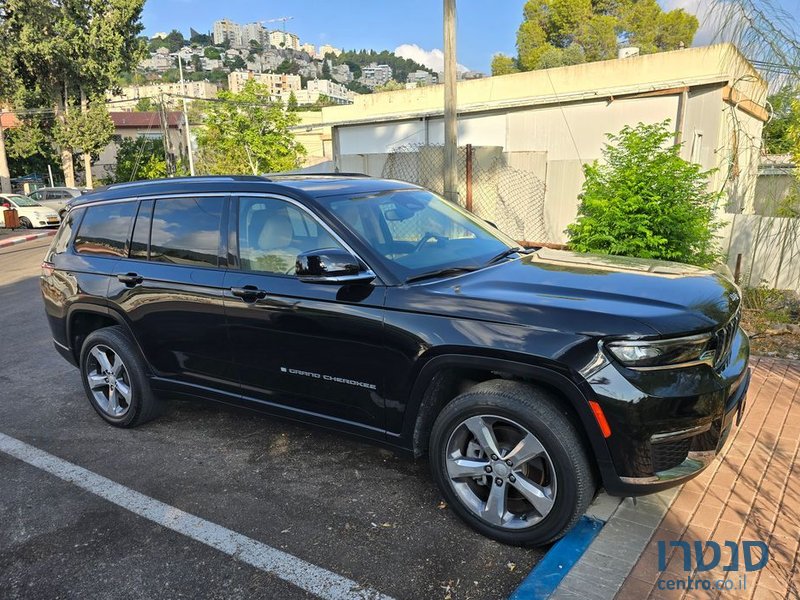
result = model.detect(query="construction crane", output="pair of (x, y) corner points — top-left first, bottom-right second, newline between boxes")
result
(261, 16), (294, 49)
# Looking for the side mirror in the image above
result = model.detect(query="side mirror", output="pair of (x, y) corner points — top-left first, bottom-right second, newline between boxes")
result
(296, 248), (375, 284)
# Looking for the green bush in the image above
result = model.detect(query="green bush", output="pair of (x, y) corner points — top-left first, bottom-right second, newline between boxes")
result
(566, 121), (722, 267)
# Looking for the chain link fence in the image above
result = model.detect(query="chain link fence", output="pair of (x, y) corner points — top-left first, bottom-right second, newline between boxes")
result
(381, 143), (547, 244)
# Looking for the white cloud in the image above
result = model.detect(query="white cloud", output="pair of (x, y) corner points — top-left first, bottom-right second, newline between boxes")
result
(394, 43), (470, 73)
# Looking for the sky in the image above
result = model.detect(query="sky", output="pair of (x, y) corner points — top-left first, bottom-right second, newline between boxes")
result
(141, 0), (800, 73)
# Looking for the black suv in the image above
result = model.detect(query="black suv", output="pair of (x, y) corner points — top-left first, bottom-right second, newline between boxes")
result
(41, 175), (750, 546)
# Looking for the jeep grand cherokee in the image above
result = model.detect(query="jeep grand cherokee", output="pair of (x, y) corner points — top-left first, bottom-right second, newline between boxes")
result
(41, 175), (750, 546)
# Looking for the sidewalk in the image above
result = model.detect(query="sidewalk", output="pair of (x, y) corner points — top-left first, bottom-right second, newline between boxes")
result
(618, 357), (800, 599)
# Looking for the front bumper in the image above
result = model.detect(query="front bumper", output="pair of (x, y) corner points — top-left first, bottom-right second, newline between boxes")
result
(587, 327), (750, 496)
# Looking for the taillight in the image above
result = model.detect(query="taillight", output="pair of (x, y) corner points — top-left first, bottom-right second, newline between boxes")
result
(41, 261), (55, 277)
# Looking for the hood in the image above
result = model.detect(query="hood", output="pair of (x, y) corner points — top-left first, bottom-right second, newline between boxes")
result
(411, 249), (740, 337)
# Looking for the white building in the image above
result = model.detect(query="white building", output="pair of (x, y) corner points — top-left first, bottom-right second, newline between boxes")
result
(213, 19), (242, 48)
(300, 43), (316, 56)
(406, 70), (437, 87)
(106, 81), (220, 110)
(307, 79), (355, 104)
(317, 44), (342, 59)
(268, 30), (300, 51)
(241, 22), (266, 47)
(360, 63), (392, 89)
(323, 44), (768, 245)
(140, 47), (174, 72)
(228, 70), (302, 97)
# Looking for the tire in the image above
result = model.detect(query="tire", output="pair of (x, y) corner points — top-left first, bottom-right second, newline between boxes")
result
(19, 217), (32, 229)
(79, 325), (162, 427)
(429, 379), (596, 546)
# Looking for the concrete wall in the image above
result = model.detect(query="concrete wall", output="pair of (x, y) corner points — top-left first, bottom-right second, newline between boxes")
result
(721, 214), (800, 291)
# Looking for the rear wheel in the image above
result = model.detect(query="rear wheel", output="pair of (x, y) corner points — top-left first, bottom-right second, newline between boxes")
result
(80, 326), (161, 427)
(429, 380), (596, 546)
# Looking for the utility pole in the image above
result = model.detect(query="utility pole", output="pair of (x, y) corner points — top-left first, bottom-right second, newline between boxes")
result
(0, 111), (11, 194)
(178, 55), (196, 176)
(443, 0), (458, 203)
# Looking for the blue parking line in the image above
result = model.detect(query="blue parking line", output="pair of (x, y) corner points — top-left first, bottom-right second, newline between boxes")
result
(509, 516), (605, 600)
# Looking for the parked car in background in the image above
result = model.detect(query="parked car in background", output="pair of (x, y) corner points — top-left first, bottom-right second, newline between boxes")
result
(1, 194), (61, 228)
(28, 187), (88, 217)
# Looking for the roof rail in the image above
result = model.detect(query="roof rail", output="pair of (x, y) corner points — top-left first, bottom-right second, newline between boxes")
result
(263, 172), (370, 178)
(104, 175), (270, 191)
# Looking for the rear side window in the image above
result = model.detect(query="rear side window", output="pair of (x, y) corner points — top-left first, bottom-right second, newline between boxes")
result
(74, 202), (136, 258)
(49, 208), (83, 256)
(150, 197), (223, 267)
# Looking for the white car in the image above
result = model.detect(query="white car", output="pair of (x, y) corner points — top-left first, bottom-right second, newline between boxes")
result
(0, 194), (61, 229)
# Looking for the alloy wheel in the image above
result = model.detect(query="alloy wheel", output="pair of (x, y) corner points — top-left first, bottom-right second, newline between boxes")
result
(85, 344), (133, 418)
(445, 414), (557, 529)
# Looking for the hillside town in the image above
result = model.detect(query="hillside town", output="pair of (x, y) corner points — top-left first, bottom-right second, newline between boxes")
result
(110, 17), (477, 111)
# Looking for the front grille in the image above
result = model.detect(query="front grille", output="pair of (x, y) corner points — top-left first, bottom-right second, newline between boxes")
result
(714, 309), (741, 368)
(651, 438), (691, 472)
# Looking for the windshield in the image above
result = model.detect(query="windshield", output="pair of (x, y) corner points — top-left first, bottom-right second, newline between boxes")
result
(320, 189), (517, 280)
(6, 195), (40, 207)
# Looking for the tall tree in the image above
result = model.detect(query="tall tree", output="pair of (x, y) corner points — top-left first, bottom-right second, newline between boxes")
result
(0, 0), (146, 187)
(491, 54), (519, 76)
(195, 80), (305, 175)
(509, 0), (698, 72)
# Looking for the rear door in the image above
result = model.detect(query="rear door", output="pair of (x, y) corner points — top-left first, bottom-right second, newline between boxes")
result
(108, 195), (238, 396)
(223, 195), (389, 434)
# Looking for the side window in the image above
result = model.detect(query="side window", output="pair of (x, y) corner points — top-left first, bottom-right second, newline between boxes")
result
(238, 197), (342, 275)
(150, 197), (223, 267)
(74, 202), (136, 257)
(129, 200), (154, 260)
(51, 208), (83, 255)
(29, 192), (41, 201)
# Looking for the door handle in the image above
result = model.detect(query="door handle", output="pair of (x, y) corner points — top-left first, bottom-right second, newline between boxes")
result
(231, 285), (268, 301)
(117, 272), (143, 287)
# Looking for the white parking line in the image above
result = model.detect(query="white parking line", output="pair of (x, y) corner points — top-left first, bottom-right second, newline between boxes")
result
(0, 432), (394, 600)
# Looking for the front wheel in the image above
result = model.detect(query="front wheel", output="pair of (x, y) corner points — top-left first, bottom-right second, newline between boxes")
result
(19, 217), (32, 229)
(429, 380), (596, 546)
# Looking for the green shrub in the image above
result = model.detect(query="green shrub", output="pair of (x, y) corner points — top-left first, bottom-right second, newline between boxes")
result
(566, 121), (722, 267)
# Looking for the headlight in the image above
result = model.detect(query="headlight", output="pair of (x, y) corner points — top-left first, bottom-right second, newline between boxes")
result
(606, 334), (716, 369)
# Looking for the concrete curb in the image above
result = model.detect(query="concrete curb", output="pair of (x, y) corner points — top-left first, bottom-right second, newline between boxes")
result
(549, 488), (680, 600)
(507, 493), (623, 600)
(0, 229), (57, 249)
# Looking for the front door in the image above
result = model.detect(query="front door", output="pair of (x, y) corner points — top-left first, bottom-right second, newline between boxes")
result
(223, 195), (388, 435)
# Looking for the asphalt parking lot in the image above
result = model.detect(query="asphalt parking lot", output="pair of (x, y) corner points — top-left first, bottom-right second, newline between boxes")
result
(0, 237), (544, 600)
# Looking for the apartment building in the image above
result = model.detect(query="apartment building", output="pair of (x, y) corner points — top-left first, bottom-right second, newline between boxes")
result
(268, 30), (300, 51)
(227, 70), (302, 96)
(360, 63), (393, 88)
(106, 81), (219, 110)
(316, 45), (342, 59)
(241, 22), (266, 47)
(306, 79), (355, 104)
(212, 18), (242, 47)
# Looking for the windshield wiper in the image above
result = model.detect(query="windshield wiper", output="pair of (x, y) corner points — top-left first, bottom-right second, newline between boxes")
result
(486, 246), (527, 265)
(405, 266), (480, 284)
